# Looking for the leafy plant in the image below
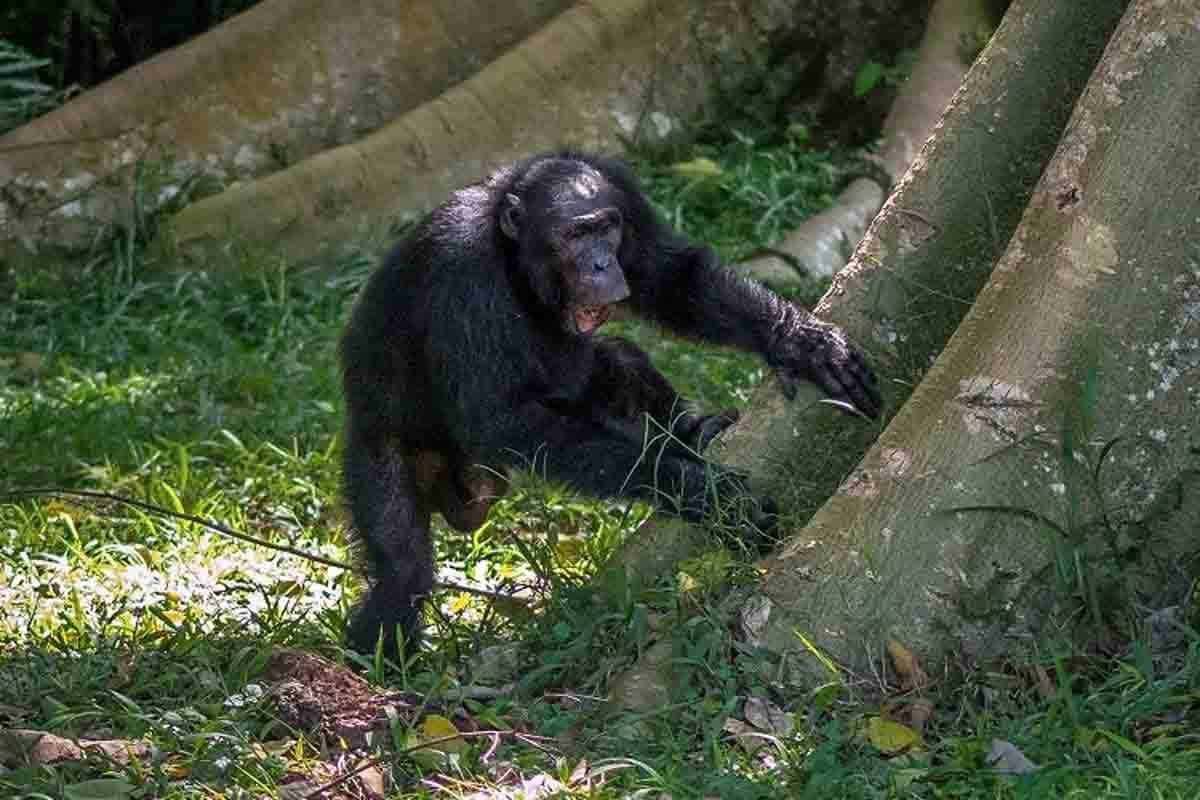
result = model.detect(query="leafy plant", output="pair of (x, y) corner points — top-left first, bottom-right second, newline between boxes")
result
(0, 39), (58, 133)
(852, 49), (918, 98)
(1, 0), (262, 92)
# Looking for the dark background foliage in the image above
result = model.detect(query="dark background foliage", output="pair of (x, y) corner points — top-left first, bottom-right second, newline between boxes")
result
(1, 0), (260, 89)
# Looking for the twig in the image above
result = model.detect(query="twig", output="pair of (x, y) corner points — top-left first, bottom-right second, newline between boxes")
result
(0, 488), (529, 605)
(2, 488), (352, 570)
(302, 729), (559, 799)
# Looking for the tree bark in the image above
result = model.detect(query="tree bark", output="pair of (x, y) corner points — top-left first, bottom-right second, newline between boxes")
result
(157, 0), (813, 264)
(0, 0), (572, 252)
(606, 0), (1130, 712)
(613, 0), (1128, 589)
(754, 0), (1199, 685)
(2, 0), (930, 262)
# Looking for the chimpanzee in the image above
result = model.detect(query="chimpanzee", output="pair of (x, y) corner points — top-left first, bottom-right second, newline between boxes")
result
(339, 151), (880, 655)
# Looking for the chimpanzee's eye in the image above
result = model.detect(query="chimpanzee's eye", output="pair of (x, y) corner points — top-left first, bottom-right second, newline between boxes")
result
(566, 222), (599, 240)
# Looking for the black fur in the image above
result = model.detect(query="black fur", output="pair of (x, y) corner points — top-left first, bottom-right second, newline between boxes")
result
(339, 152), (879, 656)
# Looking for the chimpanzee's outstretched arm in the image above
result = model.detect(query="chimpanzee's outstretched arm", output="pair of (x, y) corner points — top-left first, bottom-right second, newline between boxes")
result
(571, 153), (879, 418)
(628, 244), (881, 418)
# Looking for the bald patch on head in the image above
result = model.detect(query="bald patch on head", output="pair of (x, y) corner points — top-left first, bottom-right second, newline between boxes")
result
(545, 167), (605, 208)
(569, 172), (601, 199)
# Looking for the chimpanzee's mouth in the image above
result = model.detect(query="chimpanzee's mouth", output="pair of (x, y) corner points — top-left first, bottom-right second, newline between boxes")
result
(572, 304), (611, 334)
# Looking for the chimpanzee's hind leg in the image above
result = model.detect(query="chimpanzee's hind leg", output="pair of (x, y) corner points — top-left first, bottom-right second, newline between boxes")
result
(343, 428), (433, 657)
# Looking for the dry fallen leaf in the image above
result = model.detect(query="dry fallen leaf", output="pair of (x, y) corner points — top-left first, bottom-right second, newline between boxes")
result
(886, 639), (928, 691)
(722, 718), (772, 754)
(743, 697), (795, 737)
(420, 714), (466, 754)
(355, 760), (387, 797)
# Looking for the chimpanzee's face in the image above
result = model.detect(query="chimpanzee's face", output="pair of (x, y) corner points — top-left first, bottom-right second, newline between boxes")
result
(500, 174), (631, 335)
(547, 202), (628, 333)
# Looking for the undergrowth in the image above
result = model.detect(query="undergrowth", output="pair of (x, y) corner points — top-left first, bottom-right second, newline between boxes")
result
(1, 131), (1197, 798)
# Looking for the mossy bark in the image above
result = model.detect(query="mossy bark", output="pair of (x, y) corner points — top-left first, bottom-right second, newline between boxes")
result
(721, 0), (1129, 502)
(756, 0), (1199, 683)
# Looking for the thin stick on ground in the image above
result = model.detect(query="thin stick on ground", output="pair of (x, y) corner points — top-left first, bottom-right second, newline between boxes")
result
(0, 488), (527, 606)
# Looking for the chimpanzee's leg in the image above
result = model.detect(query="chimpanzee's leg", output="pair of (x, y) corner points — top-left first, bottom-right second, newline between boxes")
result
(343, 426), (434, 657)
(479, 403), (770, 534)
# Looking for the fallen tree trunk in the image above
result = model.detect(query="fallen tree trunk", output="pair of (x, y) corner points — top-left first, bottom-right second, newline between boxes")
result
(0, 0), (572, 253)
(754, 0), (1199, 684)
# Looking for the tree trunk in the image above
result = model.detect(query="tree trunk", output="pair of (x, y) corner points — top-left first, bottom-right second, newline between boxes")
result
(612, 0), (1128, 590)
(754, 0), (1199, 685)
(156, 0), (814, 264)
(2, 1), (931, 263)
(0, 0), (573, 253)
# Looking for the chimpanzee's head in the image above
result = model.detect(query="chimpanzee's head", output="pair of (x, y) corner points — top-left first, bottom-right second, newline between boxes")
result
(499, 161), (631, 335)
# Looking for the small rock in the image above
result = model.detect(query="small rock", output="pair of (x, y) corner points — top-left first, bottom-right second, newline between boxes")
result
(0, 729), (154, 766)
(470, 643), (523, 685)
(987, 739), (1038, 775)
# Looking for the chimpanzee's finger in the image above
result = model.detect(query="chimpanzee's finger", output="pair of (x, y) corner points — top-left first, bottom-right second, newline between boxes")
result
(811, 363), (856, 412)
(695, 410), (740, 451)
(810, 361), (876, 419)
(839, 368), (880, 419)
(849, 352), (882, 412)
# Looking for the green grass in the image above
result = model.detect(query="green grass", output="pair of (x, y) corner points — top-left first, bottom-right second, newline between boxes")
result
(2, 132), (1198, 798)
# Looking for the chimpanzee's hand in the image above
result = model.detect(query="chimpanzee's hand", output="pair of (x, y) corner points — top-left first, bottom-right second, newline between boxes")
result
(767, 313), (881, 419)
(663, 459), (779, 551)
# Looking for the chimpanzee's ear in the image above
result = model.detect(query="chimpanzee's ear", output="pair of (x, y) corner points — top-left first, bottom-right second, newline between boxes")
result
(500, 193), (523, 240)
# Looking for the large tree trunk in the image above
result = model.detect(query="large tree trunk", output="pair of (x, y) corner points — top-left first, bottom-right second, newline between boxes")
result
(605, 0), (1130, 712)
(157, 0), (819, 263)
(612, 0), (1128, 590)
(0, 0), (572, 253)
(2, 1), (928, 262)
(753, 0), (1199, 684)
